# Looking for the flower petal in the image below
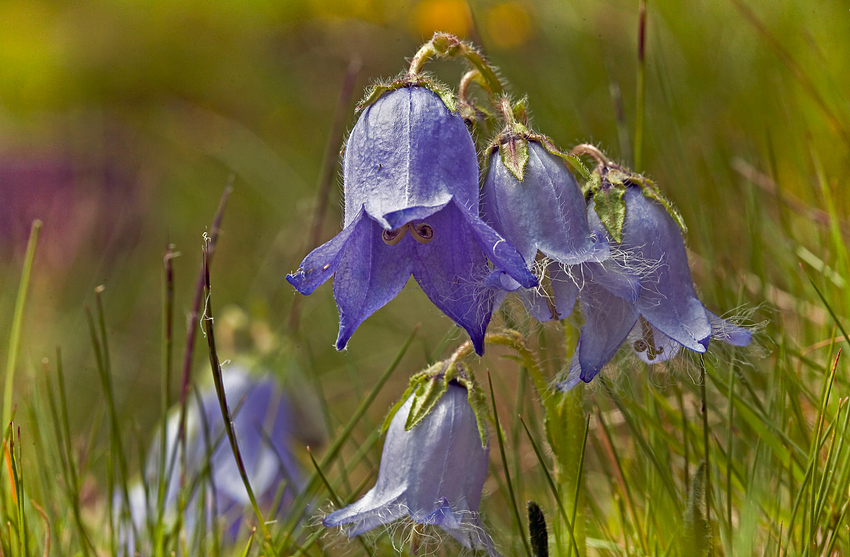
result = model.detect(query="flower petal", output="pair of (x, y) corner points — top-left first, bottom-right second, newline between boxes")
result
(382, 201), (450, 232)
(622, 187), (711, 351)
(569, 280), (639, 385)
(706, 310), (752, 346)
(515, 262), (578, 321)
(322, 491), (407, 536)
(419, 498), (501, 556)
(343, 87), (479, 229)
(333, 215), (414, 350)
(482, 144), (606, 265)
(483, 269), (521, 292)
(455, 200), (537, 290)
(411, 204), (495, 355)
(550, 263), (580, 319)
(578, 259), (641, 302)
(403, 385), (488, 522)
(517, 287), (561, 322)
(286, 207), (365, 296)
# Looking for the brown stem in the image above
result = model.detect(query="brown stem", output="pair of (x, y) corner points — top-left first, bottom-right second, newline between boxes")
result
(569, 143), (611, 168)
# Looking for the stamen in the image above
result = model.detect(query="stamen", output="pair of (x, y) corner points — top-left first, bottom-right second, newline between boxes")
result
(638, 317), (659, 361)
(382, 227), (406, 245)
(411, 223), (434, 244)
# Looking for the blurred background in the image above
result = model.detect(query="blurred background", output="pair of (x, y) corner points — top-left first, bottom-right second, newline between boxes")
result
(1, 0), (849, 511)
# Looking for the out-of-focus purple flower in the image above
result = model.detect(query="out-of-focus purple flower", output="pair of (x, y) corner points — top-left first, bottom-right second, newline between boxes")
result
(323, 381), (499, 555)
(287, 86), (536, 355)
(559, 184), (751, 389)
(117, 366), (302, 554)
(482, 139), (608, 321)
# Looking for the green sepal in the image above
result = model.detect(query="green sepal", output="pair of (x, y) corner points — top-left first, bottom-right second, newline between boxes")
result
(499, 135), (529, 181)
(404, 366), (449, 432)
(605, 167), (631, 187)
(641, 185), (688, 235)
(581, 169), (601, 197)
(357, 82), (394, 112)
(603, 165), (688, 236)
(381, 360), (445, 433)
(457, 371), (490, 449)
(512, 96), (529, 126)
(592, 183), (627, 244)
(481, 97), (589, 183)
(536, 136), (591, 181)
(588, 164), (688, 242)
(382, 359), (489, 448)
(356, 74), (457, 114)
(381, 381), (417, 434)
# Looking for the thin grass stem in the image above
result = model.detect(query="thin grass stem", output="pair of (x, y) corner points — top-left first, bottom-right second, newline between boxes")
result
(488, 373), (532, 557)
(3, 220), (41, 428)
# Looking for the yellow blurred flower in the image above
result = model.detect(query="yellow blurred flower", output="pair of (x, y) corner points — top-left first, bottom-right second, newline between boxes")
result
(412, 0), (472, 40)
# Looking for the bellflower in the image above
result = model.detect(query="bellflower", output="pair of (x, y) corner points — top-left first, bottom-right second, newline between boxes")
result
(481, 138), (609, 321)
(323, 381), (499, 555)
(287, 85), (536, 355)
(560, 182), (751, 390)
(117, 366), (302, 553)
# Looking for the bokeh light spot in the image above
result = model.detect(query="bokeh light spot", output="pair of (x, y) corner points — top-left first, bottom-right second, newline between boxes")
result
(412, 0), (471, 40)
(485, 2), (532, 49)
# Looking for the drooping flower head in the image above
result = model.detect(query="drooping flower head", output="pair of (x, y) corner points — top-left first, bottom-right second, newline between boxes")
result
(481, 104), (609, 321)
(287, 84), (536, 354)
(559, 157), (751, 390)
(324, 368), (499, 555)
(116, 366), (302, 554)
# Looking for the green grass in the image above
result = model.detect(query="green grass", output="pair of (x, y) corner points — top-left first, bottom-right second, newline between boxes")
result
(2, 0), (849, 555)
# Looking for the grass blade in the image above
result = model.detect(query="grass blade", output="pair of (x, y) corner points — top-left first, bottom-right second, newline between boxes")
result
(489, 372), (532, 557)
(3, 220), (41, 428)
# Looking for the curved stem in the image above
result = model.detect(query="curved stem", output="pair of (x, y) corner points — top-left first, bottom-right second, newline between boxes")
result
(439, 330), (547, 399)
(407, 41), (438, 80)
(484, 331), (549, 400)
(569, 143), (611, 174)
(408, 33), (504, 98)
(462, 47), (504, 98)
(458, 69), (479, 106)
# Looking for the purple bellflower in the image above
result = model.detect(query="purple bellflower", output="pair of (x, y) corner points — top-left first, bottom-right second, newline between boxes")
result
(559, 182), (751, 390)
(323, 381), (499, 555)
(481, 138), (609, 321)
(117, 366), (302, 554)
(287, 85), (536, 355)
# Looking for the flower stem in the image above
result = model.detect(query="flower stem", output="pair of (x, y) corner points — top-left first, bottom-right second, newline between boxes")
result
(483, 331), (548, 399)
(540, 326), (587, 557)
(569, 143), (610, 170)
(407, 33), (503, 98)
(545, 386), (587, 557)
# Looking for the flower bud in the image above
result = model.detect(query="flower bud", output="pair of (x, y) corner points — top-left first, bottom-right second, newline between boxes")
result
(324, 381), (499, 555)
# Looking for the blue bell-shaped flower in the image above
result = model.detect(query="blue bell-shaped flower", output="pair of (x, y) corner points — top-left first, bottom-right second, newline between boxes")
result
(559, 175), (751, 390)
(482, 136), (609, 321)
(117, 366), (302, 553)
(323, 381), (499, 555)
(287, 85), (536, 355)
